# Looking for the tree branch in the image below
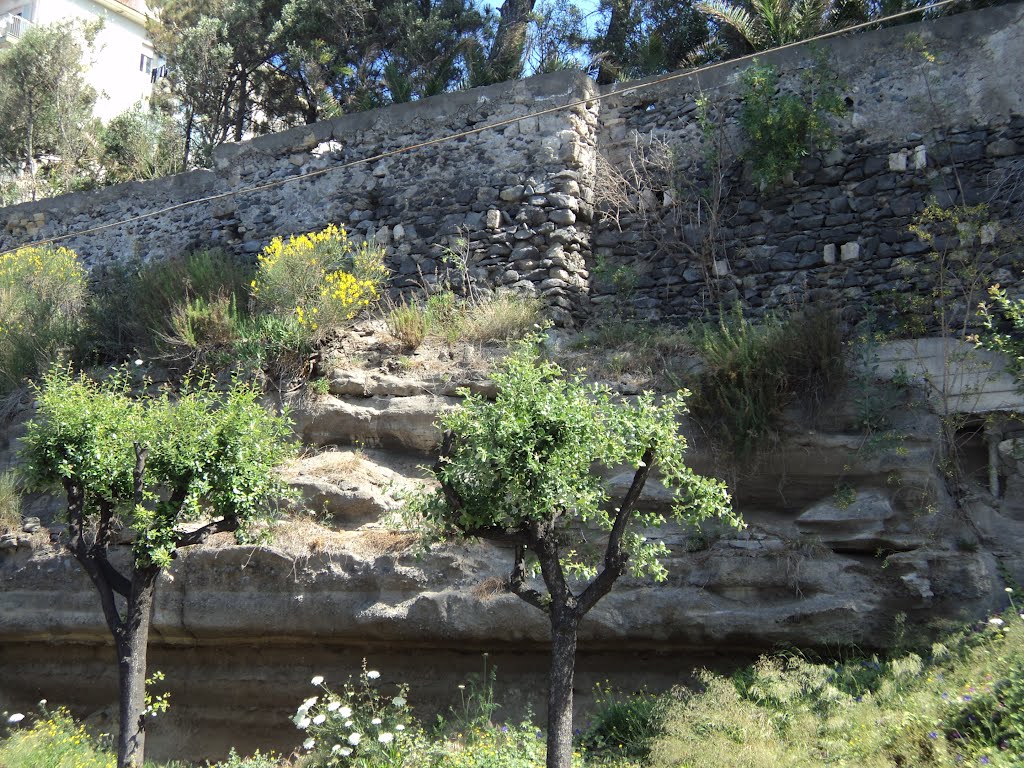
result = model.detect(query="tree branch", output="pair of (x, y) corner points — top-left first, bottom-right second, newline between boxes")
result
(508, 544), (548, 612)
(528, 520), (575, 622)
(577, 446), (655, 617)
(64, 479), (125, 635)
(172, 516), (239, 549)
(434, 431), (464, 514)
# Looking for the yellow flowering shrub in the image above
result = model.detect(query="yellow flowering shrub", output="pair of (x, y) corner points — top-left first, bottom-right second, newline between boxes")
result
(0, 708), (114, 768)
(252, 224), (388, 339)
(0, 244), (87, 391)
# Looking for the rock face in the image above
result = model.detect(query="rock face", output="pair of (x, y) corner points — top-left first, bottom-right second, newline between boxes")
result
(2, 349), (1024, 760)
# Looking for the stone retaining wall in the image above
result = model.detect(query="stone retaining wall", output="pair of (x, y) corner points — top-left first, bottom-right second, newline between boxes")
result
(1, 3), (1022, 327)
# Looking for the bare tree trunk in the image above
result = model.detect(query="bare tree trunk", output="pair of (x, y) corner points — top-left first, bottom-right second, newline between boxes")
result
(116, 565), (159, 768)
(547, 615), (578, 768)
(488, 0), (536, 81)
(182, 107), (194, 169)
(234, 68), (248, 142)
(596, 0), (633, 84)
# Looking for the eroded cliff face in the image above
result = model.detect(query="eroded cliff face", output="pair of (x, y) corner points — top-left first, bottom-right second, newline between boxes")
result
(1, 336), (1023, 761)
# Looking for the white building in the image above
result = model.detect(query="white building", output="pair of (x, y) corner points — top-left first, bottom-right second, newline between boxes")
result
(0, 0), (157, 122)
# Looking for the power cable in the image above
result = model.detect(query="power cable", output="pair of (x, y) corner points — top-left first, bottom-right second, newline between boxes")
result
(0, 0), (964, 257)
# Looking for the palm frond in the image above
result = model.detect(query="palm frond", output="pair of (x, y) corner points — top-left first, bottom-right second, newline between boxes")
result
(696, 0), (769, 49)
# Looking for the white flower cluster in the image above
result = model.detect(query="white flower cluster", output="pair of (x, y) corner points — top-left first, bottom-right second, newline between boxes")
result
(291, 666), (412, 764)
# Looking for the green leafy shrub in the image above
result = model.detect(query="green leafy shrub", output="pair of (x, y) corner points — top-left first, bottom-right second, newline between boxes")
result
(738, 57), (845, 188)
(578, 684), (670, 760)
(688, 307), (844, 457)
(0, 244), (87, 391)
(977, 280), (1024, 387)
(0, 707), (114, 768)
(253, 224), (389, 342)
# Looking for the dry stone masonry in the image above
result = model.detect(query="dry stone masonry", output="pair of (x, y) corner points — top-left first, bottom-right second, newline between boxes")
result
(2, 4), (1023, 327)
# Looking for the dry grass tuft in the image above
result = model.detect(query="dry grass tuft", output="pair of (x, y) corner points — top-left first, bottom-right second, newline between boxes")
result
(0, 470), (21, 535)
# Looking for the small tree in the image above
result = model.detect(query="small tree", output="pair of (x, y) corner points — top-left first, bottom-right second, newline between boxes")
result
(21, 368), (295, 768)
(410, 340), (741, 768)
(0, 20), (101, 201)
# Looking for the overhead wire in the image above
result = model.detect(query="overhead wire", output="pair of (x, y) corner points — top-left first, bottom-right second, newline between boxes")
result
(0, 0), (964, 257)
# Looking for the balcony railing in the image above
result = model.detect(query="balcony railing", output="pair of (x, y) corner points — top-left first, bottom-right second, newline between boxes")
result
(1, 13), (33, 44)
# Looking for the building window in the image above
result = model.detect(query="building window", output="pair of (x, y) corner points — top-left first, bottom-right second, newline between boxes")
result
(140, 54), (153, 74)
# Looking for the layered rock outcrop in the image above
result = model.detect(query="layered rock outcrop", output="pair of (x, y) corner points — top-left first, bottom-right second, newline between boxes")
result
(2, 336), (1023, 760)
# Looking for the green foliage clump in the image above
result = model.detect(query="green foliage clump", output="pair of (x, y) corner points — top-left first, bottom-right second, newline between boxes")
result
(0, 244), (88, 392)
(413, 338), (737, 582)
(578, 684), (670, 760)
(385, 298), (429, 350)
(253, 224), (389, 343)
(101, 105), (184, 183)
(0, 707), (114, 768)
(22, 367), (296, 568)
(688, 307), (844, 457)
(84, 248), (252, 362)
(738, 56), (846, 188)
(978, 280), (1024, 387)
(209, 749), (281, 768)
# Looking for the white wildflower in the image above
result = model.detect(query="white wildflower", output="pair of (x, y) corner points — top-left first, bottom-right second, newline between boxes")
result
(327, 701), (341, 712)
(989, 617), (1005, 627)
(311, 675), (325, 686)
(371, 717), (382, 725)
(341, 747), (353, 756)
(395, 724), (406, 732)
(392, 696), (407, 707)
(348, 732), (362, 745)
(313, 713), (327, 725)
(331, 744), (342, 753)
(379, 732), (394, 744)
(303, 737), (315, 750)
(367, 670), (381, 680)
(134, 359), (144, 367)
(339, 706), (353, 718)
(7, 713), (24, 724)
(296, 716), (311, 729)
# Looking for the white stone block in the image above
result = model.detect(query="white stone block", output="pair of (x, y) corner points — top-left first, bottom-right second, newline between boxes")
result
(823, 244), (837, 264)
(840, 242), (860, 262)
(913, 145), (927, 170)
(713, 259), (730, 277)
(888, 150), (908, 171)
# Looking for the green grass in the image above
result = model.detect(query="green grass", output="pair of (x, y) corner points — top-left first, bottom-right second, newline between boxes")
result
(385, 290), (543, 350)
(687, 306), (844, 457)
(650, 604), (1024, 767)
